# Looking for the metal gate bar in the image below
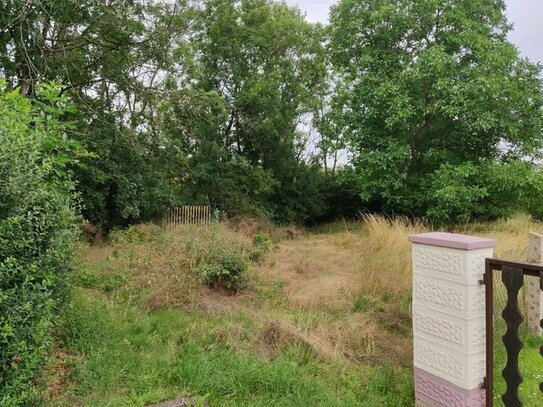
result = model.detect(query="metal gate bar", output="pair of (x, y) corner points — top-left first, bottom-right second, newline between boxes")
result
(485, 259), (543, 407)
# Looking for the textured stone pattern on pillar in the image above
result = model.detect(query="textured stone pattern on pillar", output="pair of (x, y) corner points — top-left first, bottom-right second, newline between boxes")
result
(413, 308), (485, 351)
(526, 232), (543, 336)
(412, 244), (491, 389)
(526, 275), (542, 336)
(413, 245), (491, 286)
(410, 233), (495, 406)
(413, 275), (486, 318)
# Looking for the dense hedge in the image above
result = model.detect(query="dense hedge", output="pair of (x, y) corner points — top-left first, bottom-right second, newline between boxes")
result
(0, 84), (80, 405)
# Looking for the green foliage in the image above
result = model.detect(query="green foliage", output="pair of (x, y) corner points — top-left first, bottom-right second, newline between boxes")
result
(353, 296), (373, 313)
(200, 251), (249, 291)
(71, 267), (128, 294)
(0, 84), (79, 405)
(359, 365), (413, 406)
(54, 287), (413, 406)
(328, 0), (543, 221)
(426, 161), (543, 223)
(0, 0), (349, 227)
(101, 273), (129, 293)
(162, 0), (329, 224)
(318, 168), (367, 223)
(253, 233), (272, 250)
(0, 0), (194, 229)
(249, 233), (272, 262)
(6, 0), (541, 231)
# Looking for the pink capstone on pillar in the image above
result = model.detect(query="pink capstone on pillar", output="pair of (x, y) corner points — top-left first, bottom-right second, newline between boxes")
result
(409, 232), (497, 407)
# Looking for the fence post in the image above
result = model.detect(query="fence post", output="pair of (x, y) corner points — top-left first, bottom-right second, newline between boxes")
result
(409, 232), (496, 407)
(526, 232), (543, 336)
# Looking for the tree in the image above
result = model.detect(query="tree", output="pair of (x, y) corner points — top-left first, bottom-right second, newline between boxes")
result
(163, 0), (329, 223)
(328, 0), (543, 221)
(0, 0), (194, 228)
(1, 0), (333, 226)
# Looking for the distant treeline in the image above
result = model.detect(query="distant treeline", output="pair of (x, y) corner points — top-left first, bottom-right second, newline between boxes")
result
(2, 0), (543, 228)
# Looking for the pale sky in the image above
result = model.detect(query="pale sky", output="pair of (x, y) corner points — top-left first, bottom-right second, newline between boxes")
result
(285, 0), (543, 65)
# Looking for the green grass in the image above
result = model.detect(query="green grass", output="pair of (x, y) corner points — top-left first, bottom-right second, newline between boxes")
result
(353, 295), (373, 313)
(494, 331), (543, 406)
(48, 289), (412, 407)
(45, 223), (414, 406)
(46, 215), (543, 407)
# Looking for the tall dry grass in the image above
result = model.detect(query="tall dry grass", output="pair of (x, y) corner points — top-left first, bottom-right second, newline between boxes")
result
(356, 215), (427, 302)
(355, 214), (543, 301)
(351, 214), (543, 337)
(255, 312), (377, 363)
(81, 222), (254, 310)
(77, 214), (543, 371)
(226, 216), (304, 242)
(458, 214), (543, 260)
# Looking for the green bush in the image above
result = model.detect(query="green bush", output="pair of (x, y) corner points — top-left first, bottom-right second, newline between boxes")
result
(252, 233), (272, 250)
(425, 160), (543, 223)
(0, 83), (80, 405)
(200, 251), (249, 291)
(249, 233), (272, 262)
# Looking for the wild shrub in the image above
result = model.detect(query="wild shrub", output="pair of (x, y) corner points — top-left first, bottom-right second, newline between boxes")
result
(249, 232), (272, 262)
(200, 250), (249, 291)
(426, 160), (543, 224)
(79, 222), (255, 307)
(253, 233), (272, 249)
(0, 83), (80, 405)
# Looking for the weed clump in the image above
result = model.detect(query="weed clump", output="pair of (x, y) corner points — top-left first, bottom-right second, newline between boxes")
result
(200, 250), (249, 291)
(249, 232), (272, 262)
(77, 222), (260, 307)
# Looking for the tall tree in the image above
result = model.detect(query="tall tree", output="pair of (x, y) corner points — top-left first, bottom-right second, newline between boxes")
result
(328, 0), (543, 221)
(163, 0), (328, 222)
(0, 0), (193, 228)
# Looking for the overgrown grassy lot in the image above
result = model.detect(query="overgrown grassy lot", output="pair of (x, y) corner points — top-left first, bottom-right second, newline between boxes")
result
(44, 216), (543, 406)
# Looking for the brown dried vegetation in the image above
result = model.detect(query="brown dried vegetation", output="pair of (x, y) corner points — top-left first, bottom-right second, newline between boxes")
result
(73, 214), (540, 384)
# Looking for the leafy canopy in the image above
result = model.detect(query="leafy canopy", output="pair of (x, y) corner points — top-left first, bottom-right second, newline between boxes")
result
(329, 0), (543, 221)
(162, 0), (328, 223)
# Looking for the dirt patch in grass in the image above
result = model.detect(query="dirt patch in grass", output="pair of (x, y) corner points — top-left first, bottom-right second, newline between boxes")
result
(43, 350), (81, 402)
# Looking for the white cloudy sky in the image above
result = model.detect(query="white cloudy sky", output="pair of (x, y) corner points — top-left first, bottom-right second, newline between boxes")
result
(285, 0), (543, 64)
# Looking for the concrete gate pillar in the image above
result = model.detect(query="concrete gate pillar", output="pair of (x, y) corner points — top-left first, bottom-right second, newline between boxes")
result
(409, 232), (496, 407)
(526, 232), (543, 336)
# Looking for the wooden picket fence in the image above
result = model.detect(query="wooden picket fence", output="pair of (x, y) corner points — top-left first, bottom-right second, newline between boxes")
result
(162, 206), (211, 228)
